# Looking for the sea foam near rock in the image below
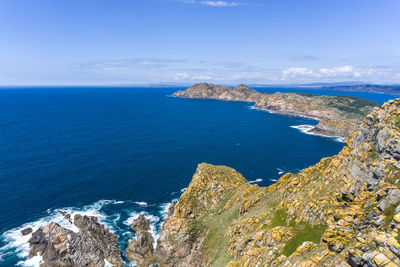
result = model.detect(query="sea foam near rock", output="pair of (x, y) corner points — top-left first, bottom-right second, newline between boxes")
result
(290, 125), (345, 143)
(0, 199), (125, 266)
(249, 178), (263, 183)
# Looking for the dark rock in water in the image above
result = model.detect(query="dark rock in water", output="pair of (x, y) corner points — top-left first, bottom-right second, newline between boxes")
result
(28, 214), (123, 267)
(21, 227), (32, 236)
(125, 215), (155, 266)
(58, 210), (72, 224)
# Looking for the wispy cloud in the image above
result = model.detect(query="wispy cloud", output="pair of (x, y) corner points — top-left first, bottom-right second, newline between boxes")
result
(213, 62), (263, 72)
(200, 1), (241, 7)
(80, 58), (187, 71)
(281, 65), (386, 81)
(181, 0), (243, 7)
(292, 55), (319, 61)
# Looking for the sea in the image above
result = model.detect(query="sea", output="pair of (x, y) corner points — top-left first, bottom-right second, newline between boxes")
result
(0, 86), (397, 266)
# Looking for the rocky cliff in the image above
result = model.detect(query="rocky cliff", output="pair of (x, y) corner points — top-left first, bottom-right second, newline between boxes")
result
(149, 98), (400, 266)
(173, 83), (379, 137)
(26, 97), (400, 267)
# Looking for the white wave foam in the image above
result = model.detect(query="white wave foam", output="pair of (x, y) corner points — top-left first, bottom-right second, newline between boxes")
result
(159, 199), (178, 221)
(123, 211), (161, 247)
(0, 199), (122, 267)
(269, 179), (278, 182)
(180, 187), (187, 193)
(133, 202), (148, 207)
(290, 125), (345, 143)
(249, 178), (263, 183)
(277, 168), (285, 175)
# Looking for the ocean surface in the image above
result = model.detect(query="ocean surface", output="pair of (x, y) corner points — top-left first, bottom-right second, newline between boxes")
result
(0, 86), (397, 266)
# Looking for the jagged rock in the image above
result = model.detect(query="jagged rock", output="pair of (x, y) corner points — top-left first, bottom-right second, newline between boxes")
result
(168, 200), (178, 217)
(125, 215), (155, 267)
(21, 227), (32, 235)
(28, 215), (123, 267)
(131, 214), (150, 231)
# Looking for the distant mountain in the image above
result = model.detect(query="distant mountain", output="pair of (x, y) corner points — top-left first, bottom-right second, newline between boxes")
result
(319, 84), (400, 95)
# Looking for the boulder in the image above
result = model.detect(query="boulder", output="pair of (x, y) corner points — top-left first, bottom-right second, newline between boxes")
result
(21, 227), (32, 236)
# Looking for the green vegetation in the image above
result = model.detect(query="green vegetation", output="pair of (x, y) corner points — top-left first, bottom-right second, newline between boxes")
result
(270, 208), (328, 257)
(383, 201), (400, 228)
(392, 115), (400, 128)
(282, 222), (328, 257)
(293, 92), (317, 97)
(271, 209), (288, 227)
(325, 95), (379, 117)
(396, 232), (400, 244)
(168, 233), (178, 245)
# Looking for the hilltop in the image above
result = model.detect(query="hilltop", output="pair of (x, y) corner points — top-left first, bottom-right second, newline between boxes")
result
(173, 83), (380, 137)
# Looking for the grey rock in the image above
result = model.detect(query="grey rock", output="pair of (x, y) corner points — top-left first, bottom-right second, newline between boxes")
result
(125, 215), (155, 266)
(21, 227), (32, 236)
(28, 215), (123, 267)
(131, 214), (150, 231)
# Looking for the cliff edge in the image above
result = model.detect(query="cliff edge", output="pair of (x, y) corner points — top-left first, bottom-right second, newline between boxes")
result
(151, 98), (400, 266)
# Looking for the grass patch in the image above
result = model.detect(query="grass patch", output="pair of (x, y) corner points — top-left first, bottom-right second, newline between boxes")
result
(270, 209), (288, 227)
(383, 201), (400, 228)
(282, 222), (328, 257)
(168, 233), (178, 245)
(292, 92), (317, 97)
(392, 115), (400, 128)
(396, 232), (400, 244)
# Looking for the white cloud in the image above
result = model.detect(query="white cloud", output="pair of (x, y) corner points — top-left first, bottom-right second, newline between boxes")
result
(283, 67), (314, 78)
(81, 58), (187, 71)
(319, 65), (357, 77)
(181, 0), (242, 7)
(173, 73), (190, 80)
(174, 73), (212, 81)
(192, 74), (212, 80)
(200, 1), (240, 7)
(281, 65), (386, 81)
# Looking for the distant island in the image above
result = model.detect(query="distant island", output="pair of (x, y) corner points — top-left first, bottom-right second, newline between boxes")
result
(173, 83), (380, 138)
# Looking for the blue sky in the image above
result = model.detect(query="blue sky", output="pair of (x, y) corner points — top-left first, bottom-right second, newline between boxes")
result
(0, 0), (399, 85)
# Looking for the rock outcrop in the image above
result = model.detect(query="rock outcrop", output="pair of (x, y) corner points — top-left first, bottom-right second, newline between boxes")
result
(28, 214), (123, 266)
(132, 98), (400, 266)
(125, 215), (155, 266)
(173, 83), (379, 137)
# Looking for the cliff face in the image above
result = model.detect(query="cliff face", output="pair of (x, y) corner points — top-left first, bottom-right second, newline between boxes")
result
(173, 83), (379, 137)
(153, 98), (400, 266)
(26, 95), (399, 267)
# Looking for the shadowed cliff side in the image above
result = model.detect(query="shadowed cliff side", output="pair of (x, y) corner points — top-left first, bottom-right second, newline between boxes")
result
(173, 83), (380, 137)
(151, 98), (400, 266)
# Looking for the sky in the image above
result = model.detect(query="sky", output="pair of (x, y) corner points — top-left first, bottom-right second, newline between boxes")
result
(0, 0), (399, 85)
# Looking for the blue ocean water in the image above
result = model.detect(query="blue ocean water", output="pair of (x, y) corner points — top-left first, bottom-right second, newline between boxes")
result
(0, 87), (396, 266)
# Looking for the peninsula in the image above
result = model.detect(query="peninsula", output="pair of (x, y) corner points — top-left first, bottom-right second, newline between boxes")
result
(173, 83), (380, 137)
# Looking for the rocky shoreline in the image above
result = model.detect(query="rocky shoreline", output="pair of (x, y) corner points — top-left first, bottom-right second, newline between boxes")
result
(173, 83), (380, 138)
(23, 97), (400, 266)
